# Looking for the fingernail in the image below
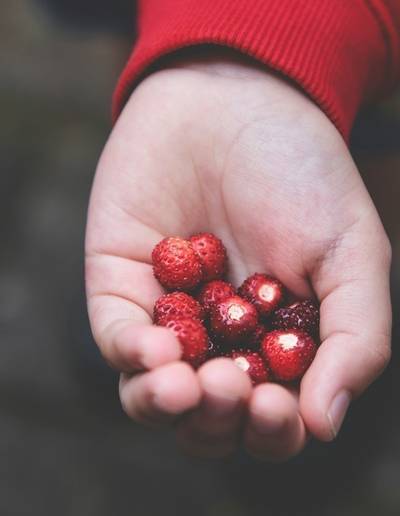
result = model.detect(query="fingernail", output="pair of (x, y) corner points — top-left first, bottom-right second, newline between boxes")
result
(327, 390), (351, 439)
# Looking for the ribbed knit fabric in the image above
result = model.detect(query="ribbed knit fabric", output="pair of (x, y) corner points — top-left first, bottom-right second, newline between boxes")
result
(113, 0), (400, 141)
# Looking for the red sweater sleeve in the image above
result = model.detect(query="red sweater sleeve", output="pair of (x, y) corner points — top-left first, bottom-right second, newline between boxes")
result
(113, 0), (400, 141)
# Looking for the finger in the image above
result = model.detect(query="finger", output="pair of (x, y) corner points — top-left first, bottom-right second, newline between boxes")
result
(119, 361), (202, 426)
(86, 253), (164, 317)
(301, 221), (392, 441)
(86, 254), (182, 372)
(176, 358), (252, 458)
(244, 383), (307, 462)
(98, 319), (182, 373)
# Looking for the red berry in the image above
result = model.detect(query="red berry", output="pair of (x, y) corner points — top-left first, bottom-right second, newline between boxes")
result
(190, 233), (227, 281)
(247, 324), (268, 350)
(197, 280), (236, 314)
(165, 318), (208, 367)
(261, 330), (317, 381)
(210, 295), (258, 344)
(272, 300), (320, 336)
(239, 273), (286, 317)
(153, 292), (204, 325)
(230, 350), (270, 385)
(152, 237), (203, 291)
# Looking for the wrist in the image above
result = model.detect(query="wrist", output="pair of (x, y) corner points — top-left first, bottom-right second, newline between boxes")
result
(152, 46), (296, 85)
(148, 47), (327, 124)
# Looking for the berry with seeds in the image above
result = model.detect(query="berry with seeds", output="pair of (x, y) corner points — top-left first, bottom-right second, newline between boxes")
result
(197, 280), (236, 314)
(230, 350), (270, 385)
(272, 300), (319, 337)
(152, 237), (203, 291)
(210, 295), (258, 344)
(190, 233), (227, 281)
(261, 329), (317, 381)
(247, 324), (269, 351)
(153, 292), (204, 325)
(164, 318), (208, 367)
(239, 273), (286, 317)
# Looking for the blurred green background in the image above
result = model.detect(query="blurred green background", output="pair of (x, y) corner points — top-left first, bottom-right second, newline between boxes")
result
(1, 1), (399, 515)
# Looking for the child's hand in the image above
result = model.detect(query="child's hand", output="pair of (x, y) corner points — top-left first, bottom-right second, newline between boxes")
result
(85, 53), (392, 460)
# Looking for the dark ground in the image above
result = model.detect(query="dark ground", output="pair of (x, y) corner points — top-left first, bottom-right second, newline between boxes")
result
(1, 1), (400, 515)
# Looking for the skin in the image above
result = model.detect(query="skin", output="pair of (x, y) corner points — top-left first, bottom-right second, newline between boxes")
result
(85, 51), (392, 460)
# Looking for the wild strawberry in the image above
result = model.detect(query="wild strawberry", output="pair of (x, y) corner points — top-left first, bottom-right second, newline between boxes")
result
(238, 273), (286, 317)
(153, 292), (204, 325)
(197, 280), (236, 314)
(261, 329), (317, 382)
(247, 324), (268, 350)
(190, 233), (227, 281)
(230, 350), (270, 385)
(209, 295), (258, 345)
(272, 300), (320, 337)
(152, 237), (203, 291)
(164, 318), (208, 368)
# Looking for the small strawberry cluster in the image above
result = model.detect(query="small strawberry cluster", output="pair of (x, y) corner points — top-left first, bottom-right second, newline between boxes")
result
(152, 233), (319, 385)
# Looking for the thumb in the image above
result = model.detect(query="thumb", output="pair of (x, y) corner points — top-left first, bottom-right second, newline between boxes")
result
(300, 218), (392, 441)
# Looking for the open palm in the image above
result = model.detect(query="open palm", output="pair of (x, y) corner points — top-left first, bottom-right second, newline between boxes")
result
(85, 55), (392, 460)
